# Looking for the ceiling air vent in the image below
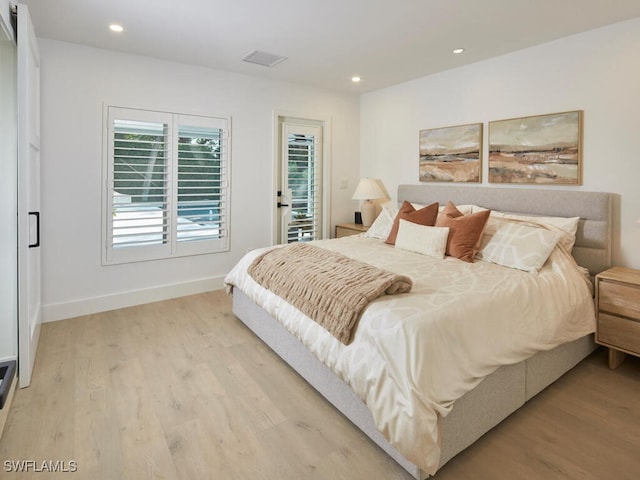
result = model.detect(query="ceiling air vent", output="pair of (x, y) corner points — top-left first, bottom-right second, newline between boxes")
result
(242, 50), (287, 68)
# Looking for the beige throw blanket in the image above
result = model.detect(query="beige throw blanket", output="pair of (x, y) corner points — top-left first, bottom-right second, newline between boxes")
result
(248, 243), (412, 344)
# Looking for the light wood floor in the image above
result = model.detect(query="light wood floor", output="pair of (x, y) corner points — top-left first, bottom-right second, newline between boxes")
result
(1, 290), (639, 479)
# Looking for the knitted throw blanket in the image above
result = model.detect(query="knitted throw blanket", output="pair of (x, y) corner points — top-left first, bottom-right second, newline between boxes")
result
(248, 243), (413, 344)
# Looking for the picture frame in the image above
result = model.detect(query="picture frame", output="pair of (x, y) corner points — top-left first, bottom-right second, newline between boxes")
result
(419, 123), (482, 183)
(488, 110), (583, 185)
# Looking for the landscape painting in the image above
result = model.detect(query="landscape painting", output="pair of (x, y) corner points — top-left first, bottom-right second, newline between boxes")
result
(488, 110), (582, 184)
(419, 123), (482, 182)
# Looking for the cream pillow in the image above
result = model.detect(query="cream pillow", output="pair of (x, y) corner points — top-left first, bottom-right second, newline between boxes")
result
(491, 211), (579, 252)
(364, 204), (397, 239)
(394, 219), (449, 259)
(477, 219), (562, 273)
(470, 205), (489, 214)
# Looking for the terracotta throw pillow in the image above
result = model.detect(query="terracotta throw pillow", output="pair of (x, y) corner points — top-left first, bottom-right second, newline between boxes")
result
(436, 201), (491, 262)
(385, 201), (439, 245)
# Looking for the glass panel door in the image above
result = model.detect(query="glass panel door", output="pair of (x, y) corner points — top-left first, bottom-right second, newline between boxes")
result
(279, 121), (322, 244)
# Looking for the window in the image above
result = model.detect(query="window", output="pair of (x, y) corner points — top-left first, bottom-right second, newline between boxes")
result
(103, 106), (230, 264)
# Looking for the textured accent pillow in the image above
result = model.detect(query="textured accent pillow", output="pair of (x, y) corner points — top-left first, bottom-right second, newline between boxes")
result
(364, 204), (397, 240)
(491, 212), (580, 252)
(435, 201), (491, 262)
(395, 220), (449, 259)
(385, 201), (439, 245)
(476, 220), (562, 273)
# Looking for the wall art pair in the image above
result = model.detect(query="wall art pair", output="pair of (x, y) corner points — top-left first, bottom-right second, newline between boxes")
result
(418, 110), (583, 185)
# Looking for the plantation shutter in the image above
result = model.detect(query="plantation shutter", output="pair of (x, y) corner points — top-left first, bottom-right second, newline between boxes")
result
(286, 130), (321, 243)
(175, 114), (229, 255)
(105, 107), (230, 264)
(111, 118), (169, 248)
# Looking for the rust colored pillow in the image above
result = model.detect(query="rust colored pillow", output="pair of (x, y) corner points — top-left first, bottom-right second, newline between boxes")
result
(438, 200), (465, 220)
(385, 201), (439, 245)
(436, 201), (491, 262)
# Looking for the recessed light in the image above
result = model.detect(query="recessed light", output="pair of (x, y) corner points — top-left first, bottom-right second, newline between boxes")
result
(351, 76), (361, 83)
(452, 48), (465, 54)
(109, 24), (124, 33)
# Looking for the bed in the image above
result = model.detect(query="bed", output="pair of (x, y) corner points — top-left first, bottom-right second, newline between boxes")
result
(224, 185), (612, 479)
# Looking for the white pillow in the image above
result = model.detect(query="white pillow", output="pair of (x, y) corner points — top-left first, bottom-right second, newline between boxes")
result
(491, 211), (579, 252)
(437, 204), (474, 215)
(477, 219), (562, 273)
(470, 204), (489, 214)
(364, 204), (397, 239)
(394, 219), (449, 259)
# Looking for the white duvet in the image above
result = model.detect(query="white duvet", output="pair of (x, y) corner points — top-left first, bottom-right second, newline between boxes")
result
(224, 235), (595, 474)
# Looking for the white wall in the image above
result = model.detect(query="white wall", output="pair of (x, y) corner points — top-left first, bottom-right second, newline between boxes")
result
(40, 39), (360, 322)
(39, 18), (640, 322)
(361, 17), (640, 269)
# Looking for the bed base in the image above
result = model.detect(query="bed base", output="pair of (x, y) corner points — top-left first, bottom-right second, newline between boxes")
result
(232, 288), (595, 479)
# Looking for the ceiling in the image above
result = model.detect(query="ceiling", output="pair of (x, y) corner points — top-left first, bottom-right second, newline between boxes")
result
(23, 0), (640, 93)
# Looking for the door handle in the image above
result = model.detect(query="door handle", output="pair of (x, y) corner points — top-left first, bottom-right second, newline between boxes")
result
(277, 202), (289, 208)
(28, 211), (40, 248)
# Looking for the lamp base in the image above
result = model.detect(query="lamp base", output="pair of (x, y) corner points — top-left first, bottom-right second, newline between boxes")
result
(360, 200), (376, 227)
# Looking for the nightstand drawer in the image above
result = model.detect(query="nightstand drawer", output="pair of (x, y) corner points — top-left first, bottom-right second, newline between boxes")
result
(599, 281), (640, 320)
(335, 223), (368, 238)
(598, 312), (640, 355)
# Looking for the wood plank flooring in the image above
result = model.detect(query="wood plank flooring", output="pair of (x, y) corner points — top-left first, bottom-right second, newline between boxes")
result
(1, 290), (639, 479)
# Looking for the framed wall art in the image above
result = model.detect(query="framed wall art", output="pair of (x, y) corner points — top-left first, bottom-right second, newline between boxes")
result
(488, 110), (583, 185)
(419, 123), (482, 183)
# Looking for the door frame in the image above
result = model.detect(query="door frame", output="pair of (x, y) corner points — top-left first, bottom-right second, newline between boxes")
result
(271, 110), (331, 245)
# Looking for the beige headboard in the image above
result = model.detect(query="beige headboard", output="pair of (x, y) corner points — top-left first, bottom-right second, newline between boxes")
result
(397, 185), (612, 276)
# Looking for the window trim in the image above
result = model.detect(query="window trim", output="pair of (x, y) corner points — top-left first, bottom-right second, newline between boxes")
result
(102, 104), (231, 265)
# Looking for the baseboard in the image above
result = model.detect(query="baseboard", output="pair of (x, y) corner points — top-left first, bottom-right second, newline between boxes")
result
(42, 275), (226, 323)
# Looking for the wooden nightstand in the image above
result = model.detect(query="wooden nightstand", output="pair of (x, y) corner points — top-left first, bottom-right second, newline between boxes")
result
(335, 223), (368, 238)
(595, 267), (640, 369)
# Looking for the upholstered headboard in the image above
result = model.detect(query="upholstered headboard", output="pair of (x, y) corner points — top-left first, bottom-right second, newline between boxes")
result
(397, 185), (612, 276)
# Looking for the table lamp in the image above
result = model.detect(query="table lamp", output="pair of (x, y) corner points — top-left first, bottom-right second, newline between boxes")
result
(352, 178), (385, 227)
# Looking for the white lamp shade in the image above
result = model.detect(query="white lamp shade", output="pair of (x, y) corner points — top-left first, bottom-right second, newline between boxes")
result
(352, 178), (385, 200)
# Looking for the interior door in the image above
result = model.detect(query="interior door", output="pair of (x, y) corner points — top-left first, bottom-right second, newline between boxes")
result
(277, 120), (323, 244)
(0, 4), (18, 365)
(17, 3), (41, 388)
